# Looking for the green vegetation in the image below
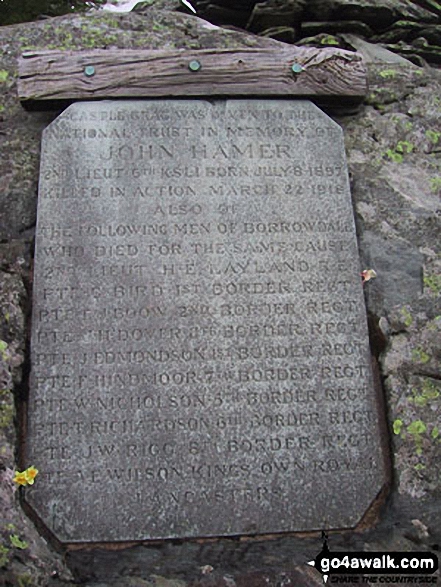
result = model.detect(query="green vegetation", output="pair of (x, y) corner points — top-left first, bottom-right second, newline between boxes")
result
(0, 71), (9, 83)
(400, 307), (413, 327)
(0, 389), (14, 429)
(9, 535), (28, 550)
(385, 149), (404, 163)
(82, 31), (119, 48)
(379, 69), (397, 79)
(424, 272), (441, 293)
(320, 35), (340, 46)
(407, 420), (426, 435)
(394, 397), (441, 455)
(0, 340), (8, 360)
(393, 419), (403, 435)
(33, 18), (123, 49)
(391, 117), (413, 132)
(396, 140), (414, 154)
(411, 347), (431, 364)
(428, 316), (441, 331)
(429, 177), (441, 193)
(426, 130), (441, 144)
(407, 419), (427, 456)
(0, 544), (9, 567)
(17, 575), (34, 587)
(409, 379), (440, 407)
(385, 141), (414, 163)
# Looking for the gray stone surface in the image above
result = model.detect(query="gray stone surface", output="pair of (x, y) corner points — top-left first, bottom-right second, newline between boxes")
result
(25, 99), (387, 543)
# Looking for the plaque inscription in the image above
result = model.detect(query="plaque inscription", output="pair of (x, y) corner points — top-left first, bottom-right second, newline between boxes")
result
(26, 100), (387, 542)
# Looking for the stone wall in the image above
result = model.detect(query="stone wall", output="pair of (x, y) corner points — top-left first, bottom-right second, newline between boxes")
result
(0, 3), (440, 586)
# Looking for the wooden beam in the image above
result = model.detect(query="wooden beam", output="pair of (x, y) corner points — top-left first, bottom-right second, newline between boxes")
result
(18, 47), (367, 103)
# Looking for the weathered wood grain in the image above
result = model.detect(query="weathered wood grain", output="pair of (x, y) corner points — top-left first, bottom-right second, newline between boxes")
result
(18, 47), (367, 102)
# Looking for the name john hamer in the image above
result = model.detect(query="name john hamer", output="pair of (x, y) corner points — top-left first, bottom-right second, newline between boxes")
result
(98, 142), (301, 161)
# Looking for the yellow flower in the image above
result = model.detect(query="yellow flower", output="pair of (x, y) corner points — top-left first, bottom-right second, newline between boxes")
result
(24, 466), (38, 485)
(13, 471), (28, 486)
(13, 466), (39, 486)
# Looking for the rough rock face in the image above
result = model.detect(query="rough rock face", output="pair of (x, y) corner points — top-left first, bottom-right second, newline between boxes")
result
(341, 62), (441, 545)
(189, 0), (441, 65)
(0, 3), (440, 586)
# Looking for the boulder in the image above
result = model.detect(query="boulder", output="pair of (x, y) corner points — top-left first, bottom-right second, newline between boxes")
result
(246, 0), (306, 32)
(371, 20), (436, 43)
(196, 3), (251, 27)
(258, 25), (297, 43)
(296, 32), (348, 48)
(301, 19), (374, 38)
(303, 0), (438, 30)
(384, 41), (441, 65)
(410, 0), (441, 16)
(190, 0), (441, 65)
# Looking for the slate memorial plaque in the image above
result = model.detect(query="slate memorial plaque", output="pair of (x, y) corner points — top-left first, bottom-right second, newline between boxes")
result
(26, 99), (387, 543)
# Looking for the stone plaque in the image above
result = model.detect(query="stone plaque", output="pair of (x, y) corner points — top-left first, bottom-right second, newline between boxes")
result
(26, 100), (387, 543)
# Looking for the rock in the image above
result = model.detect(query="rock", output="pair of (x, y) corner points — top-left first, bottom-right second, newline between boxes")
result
(0, 103), (48, 242)
(132, 0), (185, 11)
(339, 60), (441, 523)
(198, 3), (251, 27)
(246, 0), (305, 32)
(359, 232), (424, 317)
(342, 34), (417, 63)
(258, 25), (297, 43)
(0, 269), (26, 464)
(192, 0), (258, 11)
(303, 0), (438, 30)
(0, 241), (30, 270)
(188, 567), (326, 586)
(296, 32), (348, 48)
(190, 0), (441, 64)
(383, 305), (441, 501)
(0, 267), (72, 584)
(410, 518), (430, 541)
(384, 41), (441, 65)
(301, 19), (374, 38)
(152, 577), (187, 587)
(410, 0), (441, 16)
(372, 19), (431, 43)
(194, 0), (441, 66)
(0, 188), (37, 240)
